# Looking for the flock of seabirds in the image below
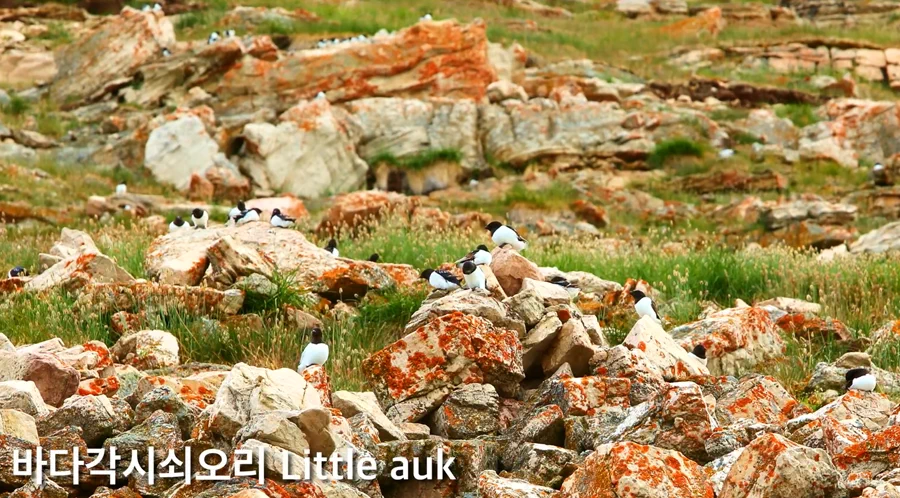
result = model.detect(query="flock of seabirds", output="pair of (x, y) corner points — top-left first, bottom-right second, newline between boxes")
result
(4, 175), (880, 397)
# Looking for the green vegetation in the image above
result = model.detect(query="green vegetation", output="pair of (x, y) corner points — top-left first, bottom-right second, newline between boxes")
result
(775, 103), (822, 128)
(2, 95), (31, 116)
(35, 22), (72, 44)
(710, 108), (750, 122)
(369, 148), (463, 171)
(647, 138), (705, 169)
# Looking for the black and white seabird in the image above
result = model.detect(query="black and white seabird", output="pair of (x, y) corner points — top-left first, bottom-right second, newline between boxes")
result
(7, 266), (28, 278)
(270, 208), (295, 228)
(168, 216), (189, 233)
(224, 29), (236, 38)
(115, 181), (127, 196)
(152, 2), (162, 11)
(420, 13), (433, 20)
(233, 208), (262, 226)
(718, 148), (736, 159)
(486, 221), (526, 251)
(462, 261), (486, 290)
(420, 269), (460, 290)
(549, 275), (579, 297)
(141, 4), (151, 11)
(690, 344), (707, 367)
(191, 208), (209, 229)
(845, 367), (876, 392)
(456, 244), (492, 267)
(161, 48), (171, 57)
(630, 289), (660, 323)
(228, 201), (246, 222)
(367, 253), (380, 262)
(324, 239), (339, 257)
(207, 31), (221, 44)
(315, 91), (327, 101)
(298, 327), (329, 371)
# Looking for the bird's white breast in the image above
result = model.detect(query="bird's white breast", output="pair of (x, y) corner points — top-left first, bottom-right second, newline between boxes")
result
(851, 374), (877, 392)
(464, 268), (486, 290)
(473, 251), (492, 266)
(635, 297), (659, 321)
(430, 272), (456, 290)
(493, 226), (526, 250)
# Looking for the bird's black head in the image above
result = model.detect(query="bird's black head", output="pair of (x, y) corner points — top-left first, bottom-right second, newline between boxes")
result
(311, 327), (323, 344)
(237, 200), (246, 211)
(192, 208), (204, 219)
(629, 290), (646, 301)
(549, 276), (572, 287)
(420, 269), (434, 280)
(462, 261), (477, 275)
(9, 266), (27, 278)
(368, 253), (380, 262)
(845, 367), (870, 389)
(119, 180), (127, 185)
(272, 208), (282, 217)
(691, 344), (706, 360)
(325, 239), (338, 250)
(476, 244), (489, 252)
(174, 216), (184, 225)
(485, 221), (502, 234)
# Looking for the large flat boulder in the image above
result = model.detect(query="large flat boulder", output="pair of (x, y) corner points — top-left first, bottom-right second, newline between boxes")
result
(623, 316), (709, 380)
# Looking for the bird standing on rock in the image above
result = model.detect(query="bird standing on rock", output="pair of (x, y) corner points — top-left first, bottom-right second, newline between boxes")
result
(228, 201), (246, 222)
(7, 267), (28, 278)
(270, 208), (295, 228)
(367, 253), (380, 262)
(207, 31), (221, 44)
(324, 239), (339, 257)
(191, 208), (208, 229)
(115, 181), (127, 196)
(169, 216), (189, 233)
(420, 269), (460, 290)
(462, 261), (486, 290)
(298, 327), (329, 371)
(690, 344), (707, 366)
(456, 245), (492, 267)
(549, 276), (579, 297)
(630, 289), (661, 324)
(486, 221), (526, 251)
(845, 368), (876, 392)
(233, 208), (262, 226)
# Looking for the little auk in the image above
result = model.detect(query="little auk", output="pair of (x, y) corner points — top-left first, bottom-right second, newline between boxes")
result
(298, 327), (329, 371)
(152, 2), (162, 11)
(7, 266), (28, 278)
(234, 208), (262, 226)
(456, 244), (492, 267)
(228, 201), (246, 222)
(719, 148), (736, 159)
(420, 13), (433, 20)
(168, 216), (189, 233)
(630, 289), (661, 323)
(845, 367), (876, 392)
(324, 239), (339, 257)
(115, 181), (127, 196)
(161, 48), (171, 57)
(270, 208), (295, 228)
(315, 91), (327, 101)
(420, 269), (460, 290)
(549, 275), (579, 297)
(367, 253), (380, 262)
(462, 261), (486, 290)
(191, 208), (208, 229)
(690, 344), (707, 367)
(224, 29), (236, 38)
(486, 221), (526, 251)
(207, 31), (221, 44)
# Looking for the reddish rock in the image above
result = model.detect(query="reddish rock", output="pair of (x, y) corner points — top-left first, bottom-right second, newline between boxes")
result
(720, 433), (842, 498)
(490, 246), (543, 297)
(560, 441), (714, 498)
(671, 306), (785, 377)
(571, 200), (609, 228)
(316, 190), (418, 235)
(363, 312), (524, 408)
(214, 20), (496, 111)
(776, 313), (854, 342)
(246, 196), (309, 221)
(0, 351), (80, 407)
(301, 365), (333, 408)
(833, 426), (900, 477)
(674, 170), (788, 194)
(715, 375), (808, 426)
(548, 376), (631, 416)
(78, 376), (121, 397)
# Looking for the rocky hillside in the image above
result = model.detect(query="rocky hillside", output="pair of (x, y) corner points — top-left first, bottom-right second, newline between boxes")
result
(4, 0), (900, 497)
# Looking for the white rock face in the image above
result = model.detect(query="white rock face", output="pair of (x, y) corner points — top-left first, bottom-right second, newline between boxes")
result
(240, 100), (368, 198)
(0, 409), (39, 444)
(0, 381), (50, 418)
(623, 316), (709, 380)
(111, 330), (180, 370)
(144, 115), (221, 191)
(333, 391), (407, 442)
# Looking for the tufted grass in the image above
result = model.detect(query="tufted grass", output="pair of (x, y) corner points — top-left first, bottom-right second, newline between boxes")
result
(647, 138), (706, 169)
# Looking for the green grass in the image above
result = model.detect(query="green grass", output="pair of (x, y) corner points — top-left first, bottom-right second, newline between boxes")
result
(775, 103), (822, 128)
(369, 148), (463, 171)
(2, 95), (30, 116)
(647, 138), (705, 169)
(710, 108), (750, 122)
(35, 22), (72, 44)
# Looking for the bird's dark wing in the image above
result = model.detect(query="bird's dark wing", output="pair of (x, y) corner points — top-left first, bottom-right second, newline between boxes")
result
(514, 229), (527, 242)
(435, 269), (461, 285)
(651, 299), (660, 319)
(455, 250), (476, 265)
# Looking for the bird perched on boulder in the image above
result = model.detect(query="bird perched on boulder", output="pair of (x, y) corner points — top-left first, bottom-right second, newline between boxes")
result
(228, 201), (246, 222)
(486, 222), (526, 251)
(872, 162), (892, 187)
(420, 269), (460, 290)
(549, 275), (579, 297)
(420, 13), (433, 20)
(462, 261), (486, 290)
(7, 267), (28, 278)
(115, 181), (127, 196)
(690, 344), (707, 366)
(845, 367), (876, 392)
(207, 31), (221, 44)
(324, 239), (339, 257)
(367, 253), (380, 262)
(191, 208), (208, 229)
(233, 208), (262, 226)
(168, 216), (189, 233)
(718, 148), (736, 159)
(298, 327), (329, 371)
(161, 48), (171, 57)
(630, 289), (660, 323)
(224, 29), (236, 38)
(270, 208), (295, 228)
(456, 245), (492, 267)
